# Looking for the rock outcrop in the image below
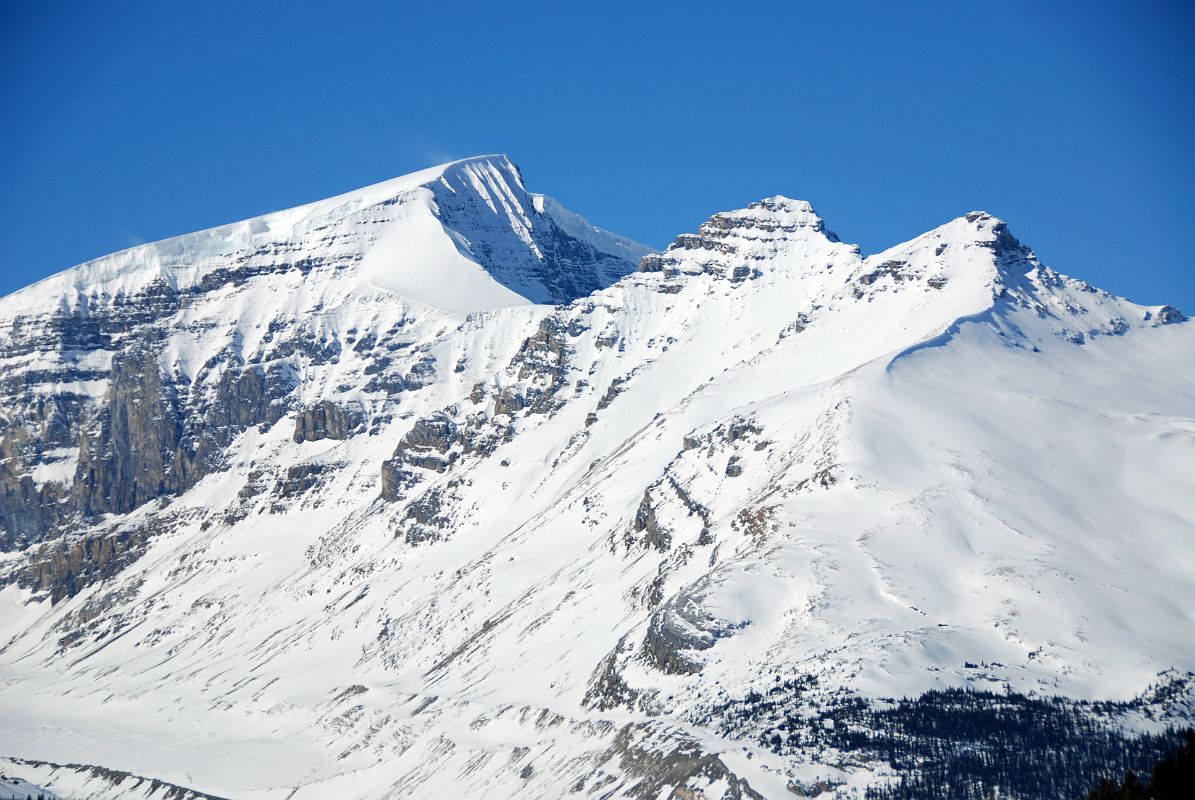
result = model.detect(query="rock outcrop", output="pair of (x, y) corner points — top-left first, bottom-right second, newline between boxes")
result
(293, 401), (365, 443)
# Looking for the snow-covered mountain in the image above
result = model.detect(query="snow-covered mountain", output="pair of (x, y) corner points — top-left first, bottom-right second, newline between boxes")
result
(0, 156), (1191, 800)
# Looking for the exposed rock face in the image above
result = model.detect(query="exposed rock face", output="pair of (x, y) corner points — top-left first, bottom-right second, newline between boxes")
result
(378, 405), (516, 504)
(599, 724), (765, 800)
(0, 154), (645, 594)
(0, 433), (69, 551)
(499, 316), (574, 417)
(276, 462), (332, 498)
(1153, 305), (1185, 325)
(583, 635), (647, 713)
(379, 312), (585, 502)
(633, 489), (671, 552)
(639, 196), (837, 283)
(173, 359), (296, 483)
(400, 483), (459, 544)
(9, 522), (156, 603)
(0, 292), (174, 548)
(74, 343), (181, 517)
(293, 400), (365, 443)
(642, 576), (747, 675)
(0, 271), (346, 540)
(1, 756), (233, 800)
(0, 292), (300, 556)
(380, 412), (464, 501)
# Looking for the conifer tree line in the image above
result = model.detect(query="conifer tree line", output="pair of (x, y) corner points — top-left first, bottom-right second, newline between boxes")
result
(1084, 729), (1194, 800)
(708, 679), (1194, 800)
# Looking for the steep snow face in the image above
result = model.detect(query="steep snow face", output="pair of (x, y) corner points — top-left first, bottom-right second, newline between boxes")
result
(0, 178), (1191, 800)
(0, 154), (650, 318)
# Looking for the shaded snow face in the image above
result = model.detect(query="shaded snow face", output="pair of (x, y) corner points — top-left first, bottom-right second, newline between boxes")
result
(0, 163), (1191, 800)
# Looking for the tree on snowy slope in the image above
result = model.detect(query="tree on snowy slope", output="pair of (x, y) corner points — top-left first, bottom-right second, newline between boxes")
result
(1084, 730), (1194, 800)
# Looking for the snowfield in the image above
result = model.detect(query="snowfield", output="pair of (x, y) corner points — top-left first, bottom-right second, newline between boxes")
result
(0, 156), (1191, 799)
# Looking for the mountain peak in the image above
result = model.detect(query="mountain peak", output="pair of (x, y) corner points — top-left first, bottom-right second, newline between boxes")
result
(750, 195), (817, 214)
(955, 210), (1037, 279)
(637, 195), (842, 276)
(702, 195), (835, 240)
(0, 154), (650, 317)
(859, 209), (1038, 292)
(427, 153), (525, 196)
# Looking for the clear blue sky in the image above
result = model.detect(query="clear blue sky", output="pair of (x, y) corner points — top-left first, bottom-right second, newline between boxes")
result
(2, 1), (1192, 310)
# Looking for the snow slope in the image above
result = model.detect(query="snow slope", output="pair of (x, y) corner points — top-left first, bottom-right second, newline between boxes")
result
(0, 154), (650, 319)
(0, 165), (1191, 799)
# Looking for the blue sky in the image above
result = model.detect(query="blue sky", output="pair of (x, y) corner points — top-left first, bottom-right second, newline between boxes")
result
(2, 1), (1192, 310)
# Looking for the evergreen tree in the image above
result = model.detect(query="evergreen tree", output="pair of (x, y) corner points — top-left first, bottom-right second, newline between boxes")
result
(1084, 730), (1194, 800)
